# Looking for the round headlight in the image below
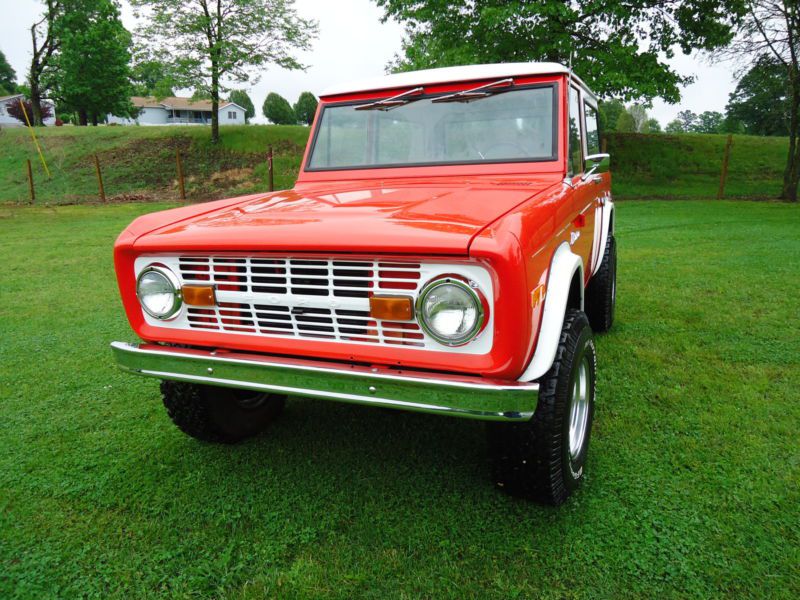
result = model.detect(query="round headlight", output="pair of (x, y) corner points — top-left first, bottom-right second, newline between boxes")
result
(136, 265), (181, 320)
(416, 277), (485, 346)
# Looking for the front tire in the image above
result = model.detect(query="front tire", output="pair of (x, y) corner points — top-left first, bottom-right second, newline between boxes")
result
(161, 381), (286, 444)
(487, 309), (597, 505)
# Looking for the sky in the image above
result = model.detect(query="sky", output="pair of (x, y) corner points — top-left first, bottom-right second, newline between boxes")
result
(1, 0), (738, 126)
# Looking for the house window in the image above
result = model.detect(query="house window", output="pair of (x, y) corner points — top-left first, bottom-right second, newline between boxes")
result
(228, 111), (236, 120)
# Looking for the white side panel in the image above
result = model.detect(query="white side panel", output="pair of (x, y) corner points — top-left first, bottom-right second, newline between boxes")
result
(593, 196), (614, 276)
(518, 243), (583, 382)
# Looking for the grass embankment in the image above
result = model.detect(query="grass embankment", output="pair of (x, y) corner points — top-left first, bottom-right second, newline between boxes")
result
(1, 201), (798, 598)
(0, 126), (793, 203)
(0, 125), (309, 204)
(606, 132), (789, 199)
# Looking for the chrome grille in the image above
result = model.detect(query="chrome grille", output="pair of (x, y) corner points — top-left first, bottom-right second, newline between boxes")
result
(135, 254), (494, 354)
(178, 256), (425, 347)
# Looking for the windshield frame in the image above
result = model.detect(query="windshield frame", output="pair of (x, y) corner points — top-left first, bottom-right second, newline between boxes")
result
(304, 81), (560, 172)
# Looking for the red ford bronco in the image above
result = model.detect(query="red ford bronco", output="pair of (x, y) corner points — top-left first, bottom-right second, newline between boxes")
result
(112, 63), (616, 505)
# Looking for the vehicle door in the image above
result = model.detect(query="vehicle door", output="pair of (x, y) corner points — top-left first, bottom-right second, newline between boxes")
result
(582, 100), (610, 276)
(567, 85), (596, 281)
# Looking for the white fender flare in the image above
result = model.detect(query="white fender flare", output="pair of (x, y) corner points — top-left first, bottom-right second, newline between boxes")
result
(592, 196), (615, 277)
(517, 242), (584, 382)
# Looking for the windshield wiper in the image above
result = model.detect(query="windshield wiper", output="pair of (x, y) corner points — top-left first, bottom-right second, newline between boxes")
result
(355, 87), (425, 111)
(431, 78), (515, 103)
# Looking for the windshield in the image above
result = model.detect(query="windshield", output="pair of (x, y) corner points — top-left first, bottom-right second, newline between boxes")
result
(307, 84), (556, 170)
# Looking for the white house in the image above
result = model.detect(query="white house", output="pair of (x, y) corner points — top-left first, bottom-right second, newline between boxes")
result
(0, 94), (56, 127)
(108, 96), (248, 126)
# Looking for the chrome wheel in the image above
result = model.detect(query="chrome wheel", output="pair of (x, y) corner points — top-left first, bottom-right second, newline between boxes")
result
(568, 355), (591, 460)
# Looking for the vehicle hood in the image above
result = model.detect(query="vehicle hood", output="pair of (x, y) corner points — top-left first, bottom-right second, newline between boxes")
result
(131, 176), (561, 255)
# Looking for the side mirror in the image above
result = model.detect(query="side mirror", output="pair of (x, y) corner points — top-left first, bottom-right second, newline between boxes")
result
(582, 153), (610, 181)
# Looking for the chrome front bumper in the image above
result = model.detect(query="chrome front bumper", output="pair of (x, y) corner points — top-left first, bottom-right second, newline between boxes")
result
(111, 342), (538, 421)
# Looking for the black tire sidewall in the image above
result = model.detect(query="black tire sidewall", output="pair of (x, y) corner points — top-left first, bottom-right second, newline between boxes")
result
(607, 236), (617, 327)
(203, 386), (285, 440)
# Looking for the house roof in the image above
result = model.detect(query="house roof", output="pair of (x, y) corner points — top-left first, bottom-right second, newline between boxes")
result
(320, 62), (596, 101)
(130, 96), (239, 111)
(0, 94), (24, 103)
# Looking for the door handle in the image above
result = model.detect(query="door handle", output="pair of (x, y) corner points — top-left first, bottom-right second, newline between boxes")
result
(590, 175), (603, 184)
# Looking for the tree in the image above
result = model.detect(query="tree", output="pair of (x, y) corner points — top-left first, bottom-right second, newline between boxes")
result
(48, 0), (133, 126)
(229, 89), (255, 123)
(262, 92), (295, 124)
(695, 111), (725, 133)
(665, 119), (685, 133)
(0, 49), (16, 92)
(627, 104), (649, 132)
(712, 0), (799, 200)
(6, 97), (53, 124)
(130, 56), (176, 98)
(725, 54), (790, 136)
(615, 111), (637, 133)
(374, 0), (746, 103)
(131, 0), (317, 144)
(598, 99), (625, 133)
(676, 110), (699, 132)
(642, 118), (662, 133)
(293, 91), (317, 125)
(28, 0), (65, 126)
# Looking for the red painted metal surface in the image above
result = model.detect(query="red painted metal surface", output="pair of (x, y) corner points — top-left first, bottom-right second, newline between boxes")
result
(113, 73), (611, 379)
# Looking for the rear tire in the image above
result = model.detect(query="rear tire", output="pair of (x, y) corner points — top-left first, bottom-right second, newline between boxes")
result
(161, 381), (286, 444)
(586, 234), (616, 333)
(487, 309), (596, 505)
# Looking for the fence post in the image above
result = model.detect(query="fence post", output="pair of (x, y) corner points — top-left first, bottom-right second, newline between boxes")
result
(176, 149), (186, 201)
(26, 159), (35, 204)
(267, 146), (274, 192)
(717, 134), (733, 200)
(94, 154), (106, 202)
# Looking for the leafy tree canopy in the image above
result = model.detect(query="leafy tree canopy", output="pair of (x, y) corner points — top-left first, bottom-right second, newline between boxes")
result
(47, 0), (134, 124)
(642, 117), (662, 133)
(229, 89), (255, 122)
(130, 56), (176, 98)
(695, 110), (724, 133)
(675, 109), (698, 132)
(725, 54), (790, 136)
(262, 92), (295, 124)
(615, 111), (636, 133)
(293, 91), (317, 125)
(598, 99), (625, 132)
(374, 0), (745, 103)
(0, 48), (16, 93)
(665, 119), (684, 133)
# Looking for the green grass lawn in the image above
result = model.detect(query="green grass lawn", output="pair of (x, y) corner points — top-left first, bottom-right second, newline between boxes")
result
(1, 200), (798, 599)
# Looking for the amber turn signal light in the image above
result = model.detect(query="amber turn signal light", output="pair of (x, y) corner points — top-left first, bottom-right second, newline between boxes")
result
(369, 295), (413, 321)
(182, 285), (216, 306)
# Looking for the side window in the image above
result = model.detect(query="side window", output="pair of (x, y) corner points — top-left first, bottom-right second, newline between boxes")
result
(584, 103), (600, 156)
(567, 87), (582, 176)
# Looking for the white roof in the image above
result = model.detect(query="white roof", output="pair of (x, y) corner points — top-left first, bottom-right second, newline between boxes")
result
(320, 62), (596, 100)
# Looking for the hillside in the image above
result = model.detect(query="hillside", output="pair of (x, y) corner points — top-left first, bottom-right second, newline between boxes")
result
(606, 132), (789, 200)
(0, 125), (309, 204)
(0, 125), (791, 203)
